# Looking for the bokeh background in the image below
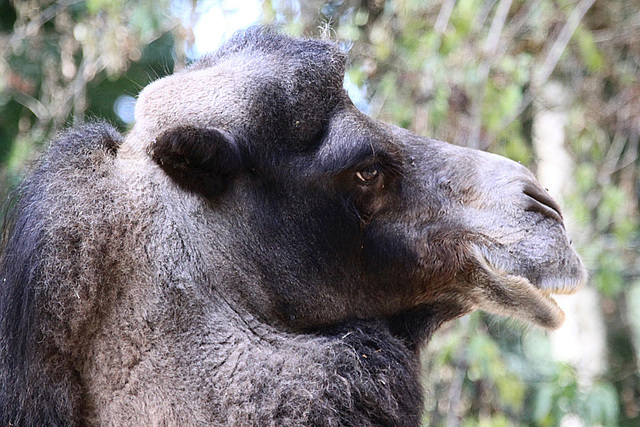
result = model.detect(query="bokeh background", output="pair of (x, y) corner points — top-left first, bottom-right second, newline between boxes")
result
(1, 1), (639, 426)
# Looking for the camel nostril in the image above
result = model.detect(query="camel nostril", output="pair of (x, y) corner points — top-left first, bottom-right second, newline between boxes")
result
(523, 184), (564, 225)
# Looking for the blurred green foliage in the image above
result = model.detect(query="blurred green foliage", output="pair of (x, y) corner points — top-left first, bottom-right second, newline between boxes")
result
(0, 0), (181, 191)
(1, 0), (639, 426)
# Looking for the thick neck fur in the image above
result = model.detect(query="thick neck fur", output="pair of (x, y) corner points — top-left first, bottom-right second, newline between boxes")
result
(86, 297), (426, 426)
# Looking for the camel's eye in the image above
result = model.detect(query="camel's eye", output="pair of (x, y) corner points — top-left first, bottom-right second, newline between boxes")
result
(355, 165), (379, 183)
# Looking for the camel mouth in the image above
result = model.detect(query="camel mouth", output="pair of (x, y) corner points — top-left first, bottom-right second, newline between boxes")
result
(470, 244), (586, 329)
(508, 266), (586, 329)
(534, 287), (565, 317)
(530, 272), (585, 320)
(539, 289), (563, 316)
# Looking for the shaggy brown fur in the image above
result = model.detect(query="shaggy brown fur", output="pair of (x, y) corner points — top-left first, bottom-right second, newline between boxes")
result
(0, 28), (585, 426)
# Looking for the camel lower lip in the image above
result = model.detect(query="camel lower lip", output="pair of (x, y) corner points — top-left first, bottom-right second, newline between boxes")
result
(540, 289), (560, 306)
(530, 277), (583, 317)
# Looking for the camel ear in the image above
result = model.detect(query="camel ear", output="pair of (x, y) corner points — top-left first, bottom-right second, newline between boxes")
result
(150, 126), (241, 199)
